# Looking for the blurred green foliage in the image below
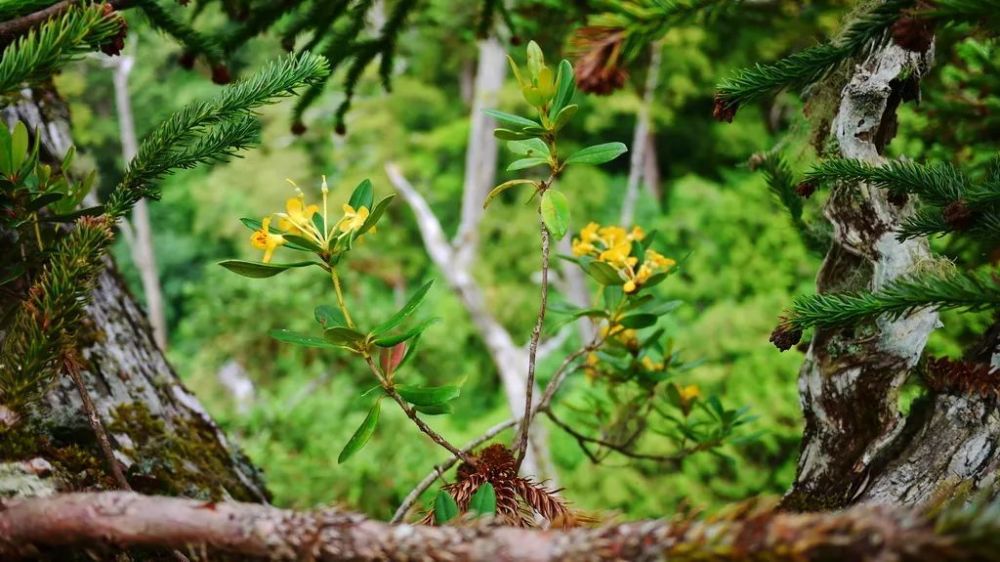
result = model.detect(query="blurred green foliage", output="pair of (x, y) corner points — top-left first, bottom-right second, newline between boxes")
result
(53, 0), (995, 521)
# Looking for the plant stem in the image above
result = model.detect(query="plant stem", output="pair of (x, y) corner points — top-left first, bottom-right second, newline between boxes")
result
(362, 356), (471, 464)
(330, 268), (355, 328)
(513, 207), (552, 471)
(64, 355), (131, 491)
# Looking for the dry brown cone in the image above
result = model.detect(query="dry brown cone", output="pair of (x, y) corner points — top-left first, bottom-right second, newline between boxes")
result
(421, 444), (592, 527)
(570, 26), (629, 95)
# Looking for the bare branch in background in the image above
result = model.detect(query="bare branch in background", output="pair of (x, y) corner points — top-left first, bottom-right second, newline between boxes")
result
(620, 42), (662, 226)
(110, 52), (168, 350)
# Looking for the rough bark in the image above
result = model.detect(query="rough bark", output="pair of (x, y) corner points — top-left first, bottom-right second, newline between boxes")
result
(0, 89), (267, 506)
(1, 491), (985, 562)
(783, 40), (999, 510)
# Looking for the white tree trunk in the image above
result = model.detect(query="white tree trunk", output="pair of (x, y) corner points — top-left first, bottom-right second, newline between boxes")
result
(112, 55), (168, 351)
(620, 43), (662, 226)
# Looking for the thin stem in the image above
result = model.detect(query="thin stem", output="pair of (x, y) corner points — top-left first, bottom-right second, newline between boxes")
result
(363, 356), (470, 464)
(32, 214), (44, 251)
(63, 355), (131, 491)
(330, 268), (355, 328)
(513, 208), (551, 470)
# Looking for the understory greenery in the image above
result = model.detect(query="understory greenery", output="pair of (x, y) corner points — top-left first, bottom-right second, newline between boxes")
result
(3, 0), (997, 526)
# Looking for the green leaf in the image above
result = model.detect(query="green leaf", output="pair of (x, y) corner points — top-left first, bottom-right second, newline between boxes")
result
(484, 179), (537, 209)
(396, 384), (461, 407)
(374, 318), (438, 347)
(325, 326), (366, 347)
(493, 128), (533, 141)
(483, 109), (539, 130)
(586, 261), (624, 285)
(348, 179), (374, 211)
(549, 59), (576, 120)
(10, 122), (28, 172)
(565, 142), (628, 166)
(507, 157), (549, 171)
(619, 313), (657, 329)
(338, 400), (381, 464)
(434, 490), (460, 523)
(552, 104), (578, 131)
(27, 192), (63, 211)
(469, 483), (497, 517)
(526, 40), (545, 79)
(507, 138), (549, 157)
(358, 194), (394, 235)
(604, 285), (624, 309)
(373, 280), (434, 336)
(0, 124), (12, 175)
(269, 329), (341, 349)
(540, 190), (570, 239)
(218, 260), (316, 278)
(414, 403), (454, 415)
(282, 234), (324, 252)
(314, 304), (347, 328)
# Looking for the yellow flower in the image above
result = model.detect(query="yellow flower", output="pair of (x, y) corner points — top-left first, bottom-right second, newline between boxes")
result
(629, 226), (646, 241)
(572, 239), (595, 256)
(641, 356), (664, 372)
(624, 280), (637, 293)
(645, 249), (676, 270)
(250, 217), (285, 263)
(277, 196), (320, 235)
(580, 222), (600, 243)
(680, 384), (700, 402)
(599, 241), (635, 269)
(339, 204), (371, 233)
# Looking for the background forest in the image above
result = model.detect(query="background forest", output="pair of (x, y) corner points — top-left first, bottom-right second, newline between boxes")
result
(46, 0), (996, 521)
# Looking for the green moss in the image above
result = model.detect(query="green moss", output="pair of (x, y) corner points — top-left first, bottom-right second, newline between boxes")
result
(109, 401), (261, 501)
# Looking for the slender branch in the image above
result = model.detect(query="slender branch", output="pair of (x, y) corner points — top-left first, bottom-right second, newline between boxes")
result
(362, 356), (470, 464)
(63, 355), (132, 491)
(330, 268), (355, 329)
(514, 209), (551, 470)
(392, 339), (598, 522)
(1, 490), (989, 561)
(389, 418), (517, 523)
(545, 410), (711, 465)
(0, 0), (132, 44)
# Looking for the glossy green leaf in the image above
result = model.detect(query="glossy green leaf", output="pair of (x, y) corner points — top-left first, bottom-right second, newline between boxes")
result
(373, 280), (434, 336)
(396, 384), (460, 407)
(414, 403), (454, 415)
(469, 483), (497, 516)
(338, 400), (381, 464)
(0, 124), (11, 174)
(484, 179), (536, 209)
(358, 194), (394, 235)
(269, 329), (341, 349)
(483, 109), (539, 130)
(374, 318), (437, 347)
(27, 192), (63, 211)
(325, 326), (366, 347)
(10, 122), (28, 171)
(507, 157), (548, 171)
(283, 234), (324, 252)
(565, 142), (628, 166)
(218, 260), (316, 278)
(549, 59), (576, 120)
(526, 40), (545, 79)
(493, 128), (533, 141)
(314, 304), (347, 328)
(552, 104), (578, 131)
(507, 138), (549, 157)
(348, 178), (374, 211)
(586, 261), (624, 285)
(540, 190), (570, 239)
(619, 313), (658, 329)
(434, 490), (459, 523)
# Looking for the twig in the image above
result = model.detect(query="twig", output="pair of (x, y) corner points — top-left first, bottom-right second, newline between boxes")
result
(389, 418), (516, 523)
(362, 356), (471, 464)
(0, 0), (133, 45)
(514, 206), (552, 470)
(63, 354), (132, 491)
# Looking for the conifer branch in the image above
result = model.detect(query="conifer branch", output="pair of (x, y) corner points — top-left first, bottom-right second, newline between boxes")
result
(805, 158), (969, 206)
(0, 0), (58, 22)
(756, 153), (829, 255)
(0, 4), (120, 94)
(133, 0), (224, 64)
(715, 0), (912, 114)
(0, 217), (114, 410)
(783, 269), (1000, 331)
(106, 51), (329, 217)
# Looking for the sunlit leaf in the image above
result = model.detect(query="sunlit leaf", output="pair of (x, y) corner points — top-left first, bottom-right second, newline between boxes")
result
(540, 190), (570, 239)
(218, 260), (316, 278)
(565, 142), (628, 166)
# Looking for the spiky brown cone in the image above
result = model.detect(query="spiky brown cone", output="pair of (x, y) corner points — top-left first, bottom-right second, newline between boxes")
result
(943, 199), (976, 230)
(99, 3), (127, 57)
(713, 95), (738, 123)
(770, 320), (802, 351)
(795, 181), (817, 198)
(571, 27), (629, 95)
(891, 16), (935, 52)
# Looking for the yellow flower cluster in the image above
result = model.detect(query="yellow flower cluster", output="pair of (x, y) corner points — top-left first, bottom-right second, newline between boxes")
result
(599, 322), (638, 350)
(571, 222), (676, 293)
(250, 177), (374, 263)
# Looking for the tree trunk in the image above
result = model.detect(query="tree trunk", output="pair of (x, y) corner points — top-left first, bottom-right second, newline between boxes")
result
(782, 40), (999, 510)
(0, 89), (268, 507)
(619, 43), (661, 227)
